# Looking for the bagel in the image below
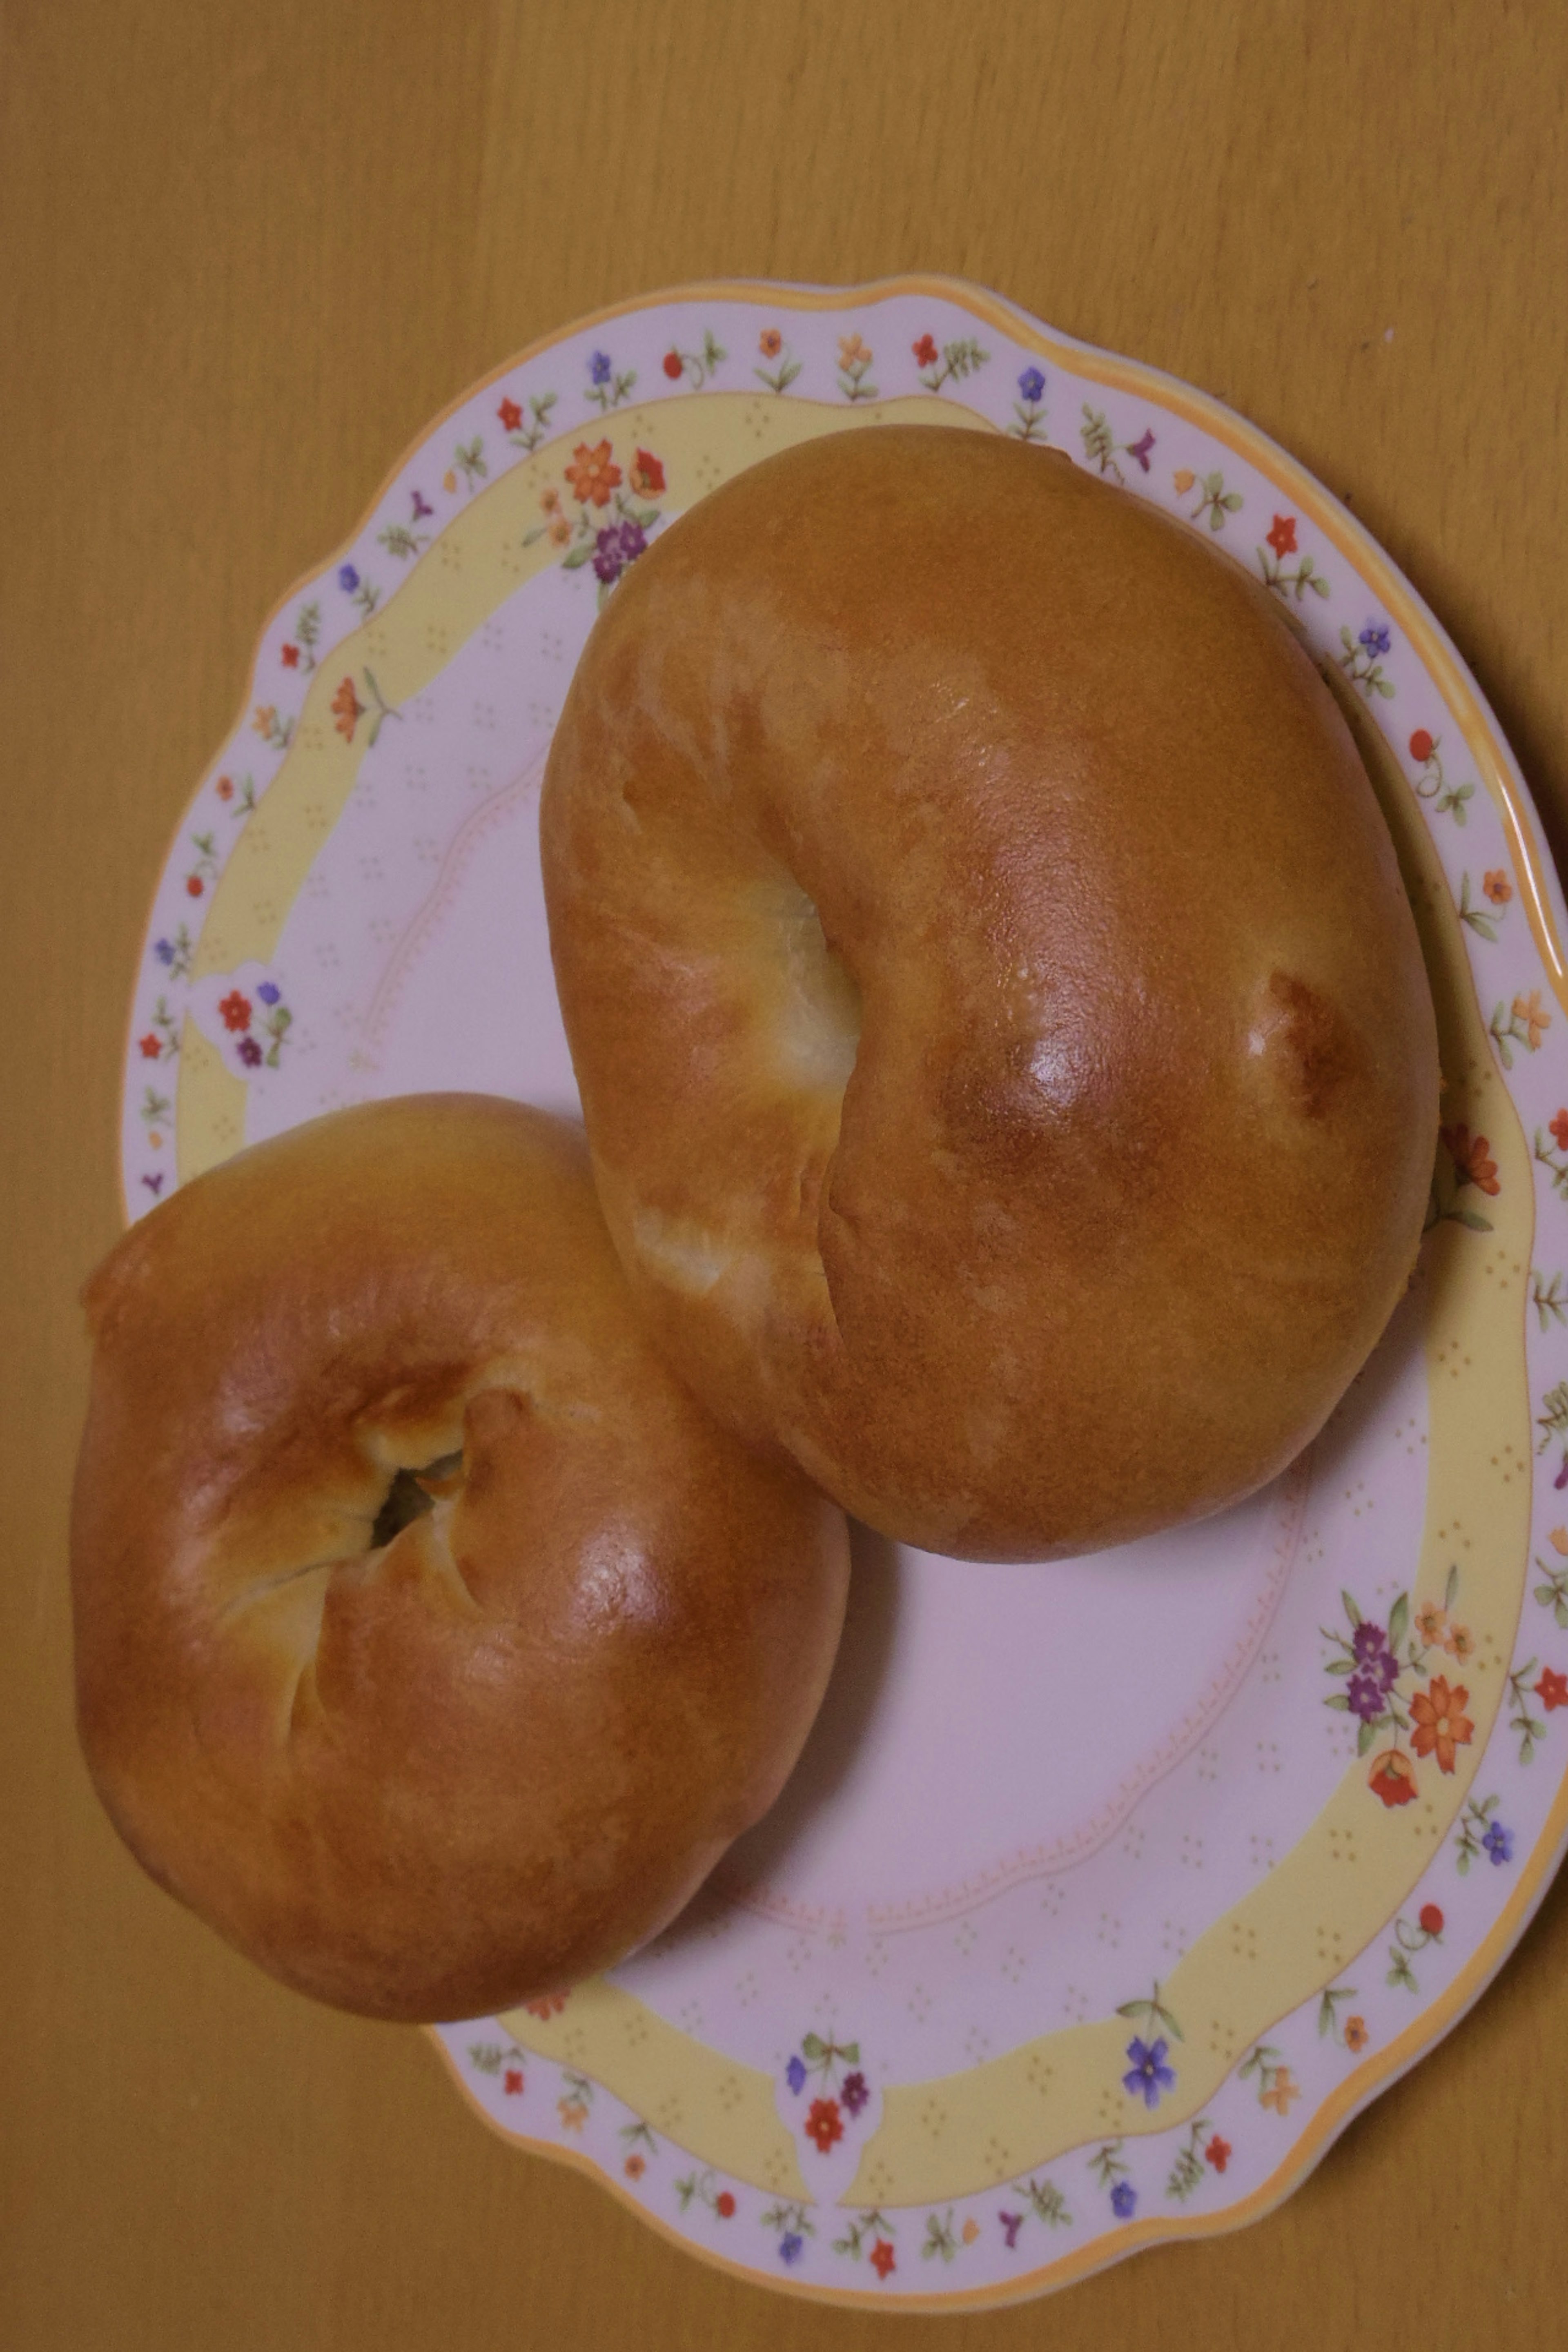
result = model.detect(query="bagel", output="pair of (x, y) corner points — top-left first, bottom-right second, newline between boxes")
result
(71, 1096), (849, 2020)
(540, 425), (1440, 1560)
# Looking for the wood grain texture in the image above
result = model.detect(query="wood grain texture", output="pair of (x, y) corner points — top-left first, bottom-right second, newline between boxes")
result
(2, 0), (1563, 2344)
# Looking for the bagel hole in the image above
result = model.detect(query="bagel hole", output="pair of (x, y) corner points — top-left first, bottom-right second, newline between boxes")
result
(370, 1450), (463, 1550)
(766, 873), (862, 1091)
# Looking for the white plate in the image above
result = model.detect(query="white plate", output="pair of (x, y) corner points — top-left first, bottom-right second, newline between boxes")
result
(122, 278), (1568, 2308)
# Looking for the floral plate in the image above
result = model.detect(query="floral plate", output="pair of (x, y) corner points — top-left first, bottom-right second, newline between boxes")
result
(122, 278), (1568, 2310)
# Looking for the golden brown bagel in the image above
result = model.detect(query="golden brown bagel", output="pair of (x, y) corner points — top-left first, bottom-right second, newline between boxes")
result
(71, 1096), (849, 2021)
(541, 425), (1440, 1559)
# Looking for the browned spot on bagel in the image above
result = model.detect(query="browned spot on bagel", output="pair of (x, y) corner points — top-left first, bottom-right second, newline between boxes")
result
(1256, 970), (1359, 1118)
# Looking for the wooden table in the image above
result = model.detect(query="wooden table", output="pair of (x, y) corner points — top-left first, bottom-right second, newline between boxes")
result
(6, 3), (1565, 2342)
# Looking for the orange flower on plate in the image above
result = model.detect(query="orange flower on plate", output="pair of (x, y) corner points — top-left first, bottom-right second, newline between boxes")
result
(1368, 1748), (1418, 1808)
(1410, 1674), (1474, 1773)
(1414, 1599), (1449, 1648)
(838, 332), (871, 368)
(759, 327), (783, 358)
(1258, 2066), (1300, 2114)
(539, 486), (561, 514)
(548, 516), (572, 547)
(331, 676), (365, 742)
(565, 439), (621, 507)
(1344, 2016), (1370, 2054)
(1440, 1123), (1500, 1196)
(525, 1992), (567, 2019)
(1514, 989), (1551, 1049)
(1172, 468), (1196, 494)
(1483, 869), (1513, 905)
(557, 2094), (588, 2132)
(624, 2152), (646, 2180)
(1443, 1620), (1476, 1662)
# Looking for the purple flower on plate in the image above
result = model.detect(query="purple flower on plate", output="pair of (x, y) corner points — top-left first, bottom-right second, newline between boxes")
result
(1350, 1620), (1398, 1692)
(779, 2232), (804, 2265)
(592, 519), (647, 584)
(412, 488), (433, 520)
(256, 980), (281, 1006)
(140, 1172), (164, 1195)
(589, 349), (613, 386)
(1359, 622), (1392, 657)
(1347, 1669), (1388, 1724)
(338, 563), (360, 593)
(1483, 1820), (1514, 1865)
(1018, 366), (1046, 404)
(1127, 428), (1156, 471)
(153, 937), (175, 967)
(786, 2055), (807, 2096)
(841, 2070), (869, 2118)
(1122, 2036), (1175, 2110)
(237, 1035), (263, 1068)
(1110, 2180), (1137, 2220)
(999, 2210), (1023, 2248)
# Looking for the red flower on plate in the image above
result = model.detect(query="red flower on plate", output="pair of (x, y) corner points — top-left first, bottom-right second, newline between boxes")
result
(503, 2068), (523, 2096)
(1537, 1666), (1568, 1712)
(1369, 1748), (1418, 1808)
(186, 875), (204, 897)
(1205, 2134), (1232, 2173)
(138, 1033), (161, 1058)
(281, 643), (300, 668)
(498, 396), (523, 432)
(1266, 514), (1297, 557)
(628, 448), (665, 497)
(662, 349), (684, 379)
(1409, 728), (1436, 764)
(869, 2238), (896, 2280)
(913, 332), (939, 367)
(216, 775), (234, 801)
(218, 989), (252, 1033)
(715, 2191), (736, 2218)
(1419, 1903), (1445, 1936)
(804, 2097), (843, 2153)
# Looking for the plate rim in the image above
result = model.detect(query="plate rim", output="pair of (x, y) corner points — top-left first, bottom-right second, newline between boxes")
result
(120, 272), (1568, 2308)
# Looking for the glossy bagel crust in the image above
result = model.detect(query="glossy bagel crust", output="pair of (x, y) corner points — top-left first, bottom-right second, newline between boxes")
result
(540, 425), (1441, 1559)
(71, 1096), (849, 2021)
